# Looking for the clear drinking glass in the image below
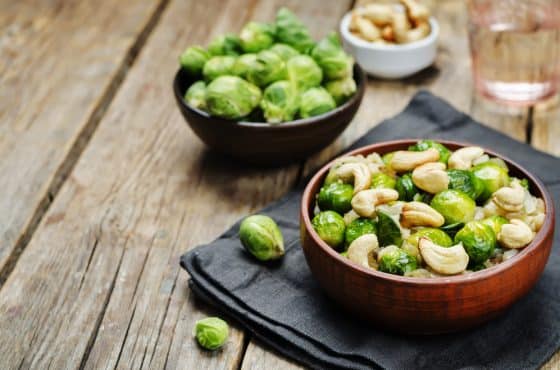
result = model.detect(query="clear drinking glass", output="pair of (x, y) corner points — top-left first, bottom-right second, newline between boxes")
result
(467, 0), (560, 105)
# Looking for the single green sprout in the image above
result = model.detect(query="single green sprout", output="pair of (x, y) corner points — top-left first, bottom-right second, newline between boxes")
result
(275, 8), (315, 53)
(239, 21), (275, 53)
(377, 211), (402, 247)
(325, 76), (357, 106)
(205, 76), (261, 119)
(194, 317), (229, 350)
(370, 172), (396, 190)
(260, 80), (298, 123)
(299, 87), (336, 118)
(378, 246), (417, 276)
(345, 218), (377, 248)
(317, 182), (354, 214)
(471, 162), (510, 202)
(447, 169), (485, 201)
(286, 55), (323, 92)
(179, 46), (210, 76)
(395, 174), (419, 201)
(269, 43), (300, 61)
(408, 140), (451, 164)
(430, 189), (476, 225)
(184, 81), (207, 110)
(455, 221), (496, 265)
(231, 53), (258, 79)
(247, 50), (287, 88)
(207, 34), (242, 56)
(310, 32), (353, 80)
(202, 56), (237, 81)
(481, 215), (508, 236)
(312, 210), (346, 250)
(239, 215), (284, 261)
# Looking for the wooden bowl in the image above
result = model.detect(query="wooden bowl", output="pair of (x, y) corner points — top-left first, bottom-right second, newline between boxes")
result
(173, 64), (366, 166)
(300, 139), (555, 334)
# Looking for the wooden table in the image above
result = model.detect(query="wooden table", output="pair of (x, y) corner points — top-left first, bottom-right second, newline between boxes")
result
(0, 0), (558, 368)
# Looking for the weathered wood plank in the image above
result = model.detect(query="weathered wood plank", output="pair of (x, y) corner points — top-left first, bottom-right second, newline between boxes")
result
(0, 0), (167, 281)
(532, 96), (560, 156)
(0, 0), (304, 369)
(241, 340), (304, 370)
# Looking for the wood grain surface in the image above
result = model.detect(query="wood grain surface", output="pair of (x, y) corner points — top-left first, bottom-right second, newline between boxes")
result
(0, 0), (557, 369)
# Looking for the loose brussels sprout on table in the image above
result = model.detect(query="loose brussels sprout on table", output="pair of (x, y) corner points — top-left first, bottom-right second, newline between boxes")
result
(194, 317), (229, 350)
(239, 214), (285, 261)
(311, 141), (545, 278)
(178, 8), (357, 123)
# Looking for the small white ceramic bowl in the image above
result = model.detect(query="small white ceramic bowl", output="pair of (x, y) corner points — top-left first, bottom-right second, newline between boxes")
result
(340, 12), (439, 79)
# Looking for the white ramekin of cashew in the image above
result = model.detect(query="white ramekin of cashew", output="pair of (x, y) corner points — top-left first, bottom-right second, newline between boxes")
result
(339, 0), (438, 78)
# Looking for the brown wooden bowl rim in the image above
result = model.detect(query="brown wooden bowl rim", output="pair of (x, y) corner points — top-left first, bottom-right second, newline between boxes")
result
(172, 63), (366, 130)
(301, 139), (556, 286)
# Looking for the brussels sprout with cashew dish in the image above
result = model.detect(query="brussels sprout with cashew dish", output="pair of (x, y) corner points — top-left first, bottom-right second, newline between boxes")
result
(311, 140), (546, 278)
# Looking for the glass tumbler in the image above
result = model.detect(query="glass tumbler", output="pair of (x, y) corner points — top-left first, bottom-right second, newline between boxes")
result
(467, 0), (560, 105)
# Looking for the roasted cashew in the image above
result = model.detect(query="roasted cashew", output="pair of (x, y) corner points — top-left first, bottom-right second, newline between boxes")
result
(397, 21), (430, 43)
(392, 12), (412, 44)
(347, 234), (380, 269)
(492, 181), (525, 212)
(418, 238), (469, 275)
(412, 162), (449, 194)
(343, 209), (360, 225)
(359, 4), (393, 26)
(401, 0), (430, 22)
(351, 14), (381, 41)
(332, 162), (372, 194)
(400, 201), (445, 228)
(351, 188), (399, 217)
(448, 146), (484, 170)
(390, 148), (439, 172)
(498, 219), (534, 249)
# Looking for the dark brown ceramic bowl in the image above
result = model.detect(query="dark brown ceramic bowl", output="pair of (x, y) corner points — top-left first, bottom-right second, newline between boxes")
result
(300, 139), (555, 334)
(173, 65), (365, 166)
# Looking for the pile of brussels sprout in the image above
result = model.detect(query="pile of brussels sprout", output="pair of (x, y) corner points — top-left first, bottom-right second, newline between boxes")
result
(312, 140), (546, 277)
(179, 8), (357, 123)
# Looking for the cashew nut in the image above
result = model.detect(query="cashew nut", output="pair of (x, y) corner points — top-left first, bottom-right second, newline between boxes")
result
(498, 219), (534, 249)
(343, 209), (360, 226)
(392, 12), (412, 44)
(412, 162), (449, 194)
(404, 268), (432, 278)
(492, 181), (525, 212)
(381, 25), (395, 42)
(418, 238), (469, 275)
(390, 148), (439, 172)
(448, 146), (485, 170)
(351, 14), (381, 41)
(351, 188), (399, 217)
(401, 241), (421, 264)
(359, 4), (393, 26)
(401, 0), (430, 22)
(524, 213), (545, 233)
(397, 21), (431, 43)
(502, 249), (519, 261)
(400, 201), (445, 228)
(347, 234), (380, 269)
(332, 162), (372, 194)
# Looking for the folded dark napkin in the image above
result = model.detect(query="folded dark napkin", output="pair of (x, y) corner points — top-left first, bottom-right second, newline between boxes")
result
(181, 91), (560, 370)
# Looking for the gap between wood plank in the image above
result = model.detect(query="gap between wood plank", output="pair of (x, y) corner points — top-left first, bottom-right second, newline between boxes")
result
(0, 0), (171, 289)
(526, 106), (535, 145)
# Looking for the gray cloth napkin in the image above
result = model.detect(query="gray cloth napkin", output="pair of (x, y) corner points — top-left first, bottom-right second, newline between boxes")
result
(181, 91), (560, 370)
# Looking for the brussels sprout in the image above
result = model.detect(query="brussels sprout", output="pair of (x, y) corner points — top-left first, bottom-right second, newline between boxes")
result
(207, 34), (242, 56)
(377, 211), (402, 247)
(184, 81), (207, 110)
(407, 228), (453, 249)
(231, 53), (258, 79)
(408, 140), (451, 164)
(259, 80), (298, 123)
(378, 247), (417, 275)
(487, 157), (508, 171)
(246, 50), (287, 87)
(345, 218), (377, 248)
(325, 77), (357, 106)
(371, 172), (396, 190)
(317, 182), (354, 214)
(269, 43), (300, 61)
(340, 251), (348, 258)
(481, 215), (508, 235)
(239, 215), (284, 261)
(275, 7), (315, 53)
(202, 56), (237, 81)
(239, 22), (275, 53)
(194, 317), (229, 350)
(431, 190), (476, 225)
(179, 46), (210, 76)
(286, 55), (323, 92)
(310, 32), (353, 81)
(299, 87), (336, 118)
(511, 177), (530, 190)
(472, 162), (510, 202)
(206, 76), (261, 119)
(440, 222), (464, 238)
(455, 221), (496, 264)
(312, 211), (346, 249)
(447, 169), (485, 200)
(412, 191), (433, 204)
(395, 174), (419, 201)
